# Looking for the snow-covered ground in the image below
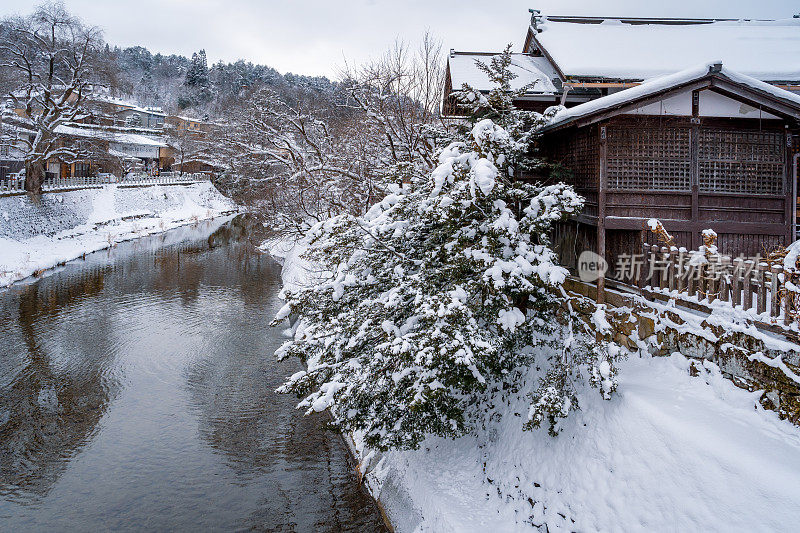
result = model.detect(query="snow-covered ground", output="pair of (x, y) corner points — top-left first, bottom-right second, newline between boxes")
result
(269, 236), (800, 533)
(362, 352), (800, 532)
(0, 182), (238, 288)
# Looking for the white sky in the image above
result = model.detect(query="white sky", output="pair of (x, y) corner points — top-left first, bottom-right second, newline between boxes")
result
(1, 0), (797, 78)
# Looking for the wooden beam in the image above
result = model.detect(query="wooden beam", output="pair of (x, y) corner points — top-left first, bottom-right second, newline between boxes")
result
(597, 122), (608, 304)
(690, 89), (700, 250)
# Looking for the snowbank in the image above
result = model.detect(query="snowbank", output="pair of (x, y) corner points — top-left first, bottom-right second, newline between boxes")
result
(268, 233), (800, 532)
(361, 352), (800, 532)
(0, 182), (238, 288)
(259, 234), (327, 293)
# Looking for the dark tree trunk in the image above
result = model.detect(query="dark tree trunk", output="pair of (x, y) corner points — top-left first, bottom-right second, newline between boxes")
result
(24, 161), (46, 194)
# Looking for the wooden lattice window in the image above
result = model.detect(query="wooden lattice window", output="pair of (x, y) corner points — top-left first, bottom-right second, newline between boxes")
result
(698, 129), (785, 195)
(607, 126), (691, 191)
(549, 128), (598, 189)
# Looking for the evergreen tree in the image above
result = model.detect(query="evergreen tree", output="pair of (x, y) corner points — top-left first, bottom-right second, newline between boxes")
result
(273, 45), (623, 448)
(184, 49), (209, 89)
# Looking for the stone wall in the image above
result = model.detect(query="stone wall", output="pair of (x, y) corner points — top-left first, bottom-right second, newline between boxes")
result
(566, 278), (800, 424)
(0, 183), (229, 240)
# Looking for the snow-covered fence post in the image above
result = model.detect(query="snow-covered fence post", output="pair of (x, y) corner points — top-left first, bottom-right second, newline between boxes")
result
(720, 255), (731, 302)
(743, 259), (754, 311)
(757, 262), (768, 314)
(706, 254), (717, 303)
(660, 247), (669, 290)
(649, 244), (659, 288)
(699, 260), (708, 301)
(732, 257), (743, 308)
(770, 264), (782, 318)
(676, 249), (687, 293)
(667, 248), (675, 291)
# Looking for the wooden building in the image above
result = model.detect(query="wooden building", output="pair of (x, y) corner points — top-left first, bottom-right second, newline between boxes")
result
(441, 51), (596, 117)
(538, 62), (800, 292)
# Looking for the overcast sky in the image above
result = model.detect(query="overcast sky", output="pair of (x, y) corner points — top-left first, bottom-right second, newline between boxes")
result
(1, 0), (797, 78)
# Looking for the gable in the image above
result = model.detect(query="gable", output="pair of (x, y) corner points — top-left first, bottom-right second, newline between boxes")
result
(625, 89), (780, 120)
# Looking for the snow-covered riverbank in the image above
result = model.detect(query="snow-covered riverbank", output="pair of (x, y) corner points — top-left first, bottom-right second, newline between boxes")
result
(266, 236), (800, 533)
(0, 182), (238, 288)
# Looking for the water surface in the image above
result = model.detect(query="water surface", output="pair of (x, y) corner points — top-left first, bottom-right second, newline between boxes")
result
(0, 216), (386, 532)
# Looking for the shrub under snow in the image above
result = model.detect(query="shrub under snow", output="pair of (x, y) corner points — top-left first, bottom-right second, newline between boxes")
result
(274, 117), (619, 450)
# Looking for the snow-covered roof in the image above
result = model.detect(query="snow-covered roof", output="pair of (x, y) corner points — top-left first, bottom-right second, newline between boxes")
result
(54, 124), (167, 147)
(531, 17), (800, 82)
(92, 96), (167, 117)
(544, 61), (800, 130)
(448, 52), (559, 94)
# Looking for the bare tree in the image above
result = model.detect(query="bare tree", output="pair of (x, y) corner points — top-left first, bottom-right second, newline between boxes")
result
(0, 2), (107, 193)
(340, 31), (447, 174)
(215, 33), (449, 235)
(219, 87), (384, 235)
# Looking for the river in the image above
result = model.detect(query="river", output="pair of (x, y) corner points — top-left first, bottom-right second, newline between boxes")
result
(0, 215), (387, 532)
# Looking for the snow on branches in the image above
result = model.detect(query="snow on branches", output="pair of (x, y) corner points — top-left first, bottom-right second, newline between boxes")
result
(273, 118), (618, 450)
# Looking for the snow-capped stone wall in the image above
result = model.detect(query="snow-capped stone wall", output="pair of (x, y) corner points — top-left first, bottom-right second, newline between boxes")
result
(565, 278), (800, 424)
(0, 182), (238, 288)
(0, 183), (231, 240)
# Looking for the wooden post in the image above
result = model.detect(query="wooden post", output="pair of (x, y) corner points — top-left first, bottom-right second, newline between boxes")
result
(757, 262), (768, 315)
(597, 123), (608, 304)
(641, 242), (650, 289)
(732, 257), (742, 308)
(676, 249), (686, 293)
(650, 244), (660, 288)
(743, 259), (754, 311)
(785, 128), (794, 245)
(707, 254), (718, 303)
(659, 246), (669, 290)
(770, 264), (781, 318)
(690, 90), (701, 250)
(719, 256), (731, 302)
(668, 248), (677, 292)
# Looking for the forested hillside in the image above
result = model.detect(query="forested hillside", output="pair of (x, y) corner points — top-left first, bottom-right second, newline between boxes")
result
(111, 45), (341, 117)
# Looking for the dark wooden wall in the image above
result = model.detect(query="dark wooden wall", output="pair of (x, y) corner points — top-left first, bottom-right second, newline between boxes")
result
(543, 112), (797, 266)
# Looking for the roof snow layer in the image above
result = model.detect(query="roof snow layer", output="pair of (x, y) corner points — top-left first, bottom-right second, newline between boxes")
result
(545, 61), (800, 130)
(534, 17), (800, 82)
(448, 53), (559, 94)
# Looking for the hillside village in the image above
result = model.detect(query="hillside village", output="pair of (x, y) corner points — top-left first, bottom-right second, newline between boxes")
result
(2, 3), (800, 532)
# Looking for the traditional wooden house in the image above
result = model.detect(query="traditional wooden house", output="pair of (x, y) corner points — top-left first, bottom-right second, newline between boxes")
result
(445, 15), (800, 118)
(522, 14), (800, 98)
(442, 51), (594, 116)
(538, 62), (800, 293)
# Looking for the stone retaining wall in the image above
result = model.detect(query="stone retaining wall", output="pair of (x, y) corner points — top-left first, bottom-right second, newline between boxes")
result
(566, 278), (800, 424)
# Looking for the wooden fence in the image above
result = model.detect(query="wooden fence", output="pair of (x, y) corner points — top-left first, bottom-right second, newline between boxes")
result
(0, 172), (210, 194)
(641, 243), (795, 325)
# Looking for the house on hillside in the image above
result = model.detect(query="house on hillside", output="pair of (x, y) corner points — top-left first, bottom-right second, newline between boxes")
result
(446, 12), (800, 299)
(90, 96), (167, 129)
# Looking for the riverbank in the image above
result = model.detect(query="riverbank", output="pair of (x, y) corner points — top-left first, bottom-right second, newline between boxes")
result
(0, 217), (387, 531)
(266, 236), (800, 532)
(0, 182), (238, 288)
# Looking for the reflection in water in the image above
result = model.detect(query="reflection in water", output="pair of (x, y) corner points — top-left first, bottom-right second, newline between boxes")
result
(0, 215), (386, 531)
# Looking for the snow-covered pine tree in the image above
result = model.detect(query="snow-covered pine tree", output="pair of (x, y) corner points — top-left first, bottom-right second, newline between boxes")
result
(454, 44), (562, 176)
(274, 46), (622, 449)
